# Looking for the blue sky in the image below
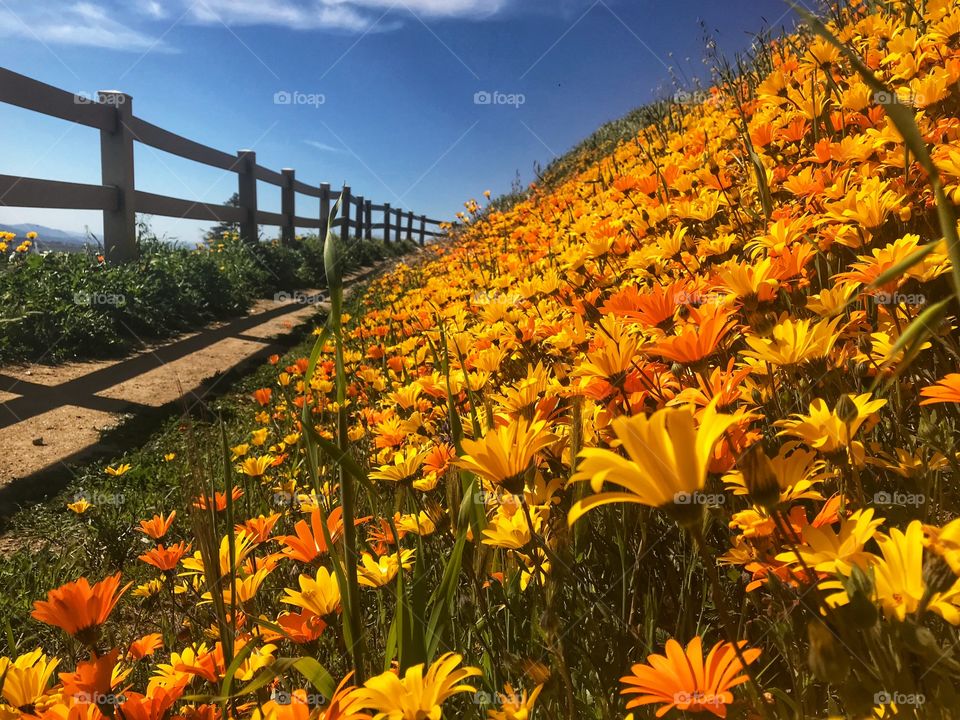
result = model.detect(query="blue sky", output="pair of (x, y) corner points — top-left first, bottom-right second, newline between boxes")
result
(0, 0), (797, 244)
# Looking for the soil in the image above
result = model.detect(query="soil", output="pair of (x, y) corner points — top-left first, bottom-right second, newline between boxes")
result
(0, 258), (400, 511)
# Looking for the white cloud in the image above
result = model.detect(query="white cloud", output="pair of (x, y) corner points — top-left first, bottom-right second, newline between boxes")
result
(185, 0), (510, 30)
(188, 0), (373, 31)
(0, 0), (528, 50)
(346, 0), (509, 18)
(304, 140), (344, 153)
(0, 1), (167, 51)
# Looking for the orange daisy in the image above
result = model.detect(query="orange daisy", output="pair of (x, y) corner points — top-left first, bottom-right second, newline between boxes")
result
(32, 573), (131, 643)
(920, 373), (960, 405)
(620, 636), (760, 718)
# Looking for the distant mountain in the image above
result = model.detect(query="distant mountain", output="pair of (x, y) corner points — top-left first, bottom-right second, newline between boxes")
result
(0, 223), (94, 252)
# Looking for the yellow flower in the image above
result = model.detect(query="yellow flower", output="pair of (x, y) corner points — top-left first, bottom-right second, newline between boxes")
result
(67, 498), (94, 514)
(457, 418), (557, 494)
(0, 648), (59, 711)
(250, 427), (270, 446)
(742, 316), (843, 370)
(776, 509), (884, 575)
(777, 394), (886, 455)
(482, 504), (542, 549)
(281, 567), (342, 617)
(568, 399), (738, 525)
(357, 550), (415, 588)
(105, 463), (132, 476)
(239, 454), (276, 477)
(370, 446), (428, 485)
(356, 652), (481, 719)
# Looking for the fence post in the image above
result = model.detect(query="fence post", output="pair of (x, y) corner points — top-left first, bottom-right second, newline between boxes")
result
(419, 215), (426, 246)
(319, 182), (331, 238)
(365, 200), (372, 239)
(383, 203), (391, 243)
(281, 168), (295, 245)
(340, 185), (351, 239)
(354, 194), (364, 241)
(405, 211), (413, 241)
(237, 150), (258, 244)
(395, 208), (403, 242)
(97, 90), (137, 263)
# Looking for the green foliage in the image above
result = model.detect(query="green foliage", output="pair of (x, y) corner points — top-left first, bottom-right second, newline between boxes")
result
(0, 227), (406, 363)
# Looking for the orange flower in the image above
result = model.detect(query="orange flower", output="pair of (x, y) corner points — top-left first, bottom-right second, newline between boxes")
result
(236, 513), (281, 544)
(136, 511), (176, 540)
(253, 388), (273, 406)
(59, 649), (126, 703)
(276, 506), (369, 563)
(105, 687), (182, 720)
(192, 488), (244, 511)
(127, 633), (164, 661)
(262, 611), (327, 644)
(32, 573), (130, 642)
(620, 636), (760, 718)
(648, 305), (736, 365)
(138, 542), (191, 572)
(920, 374), (960, 405)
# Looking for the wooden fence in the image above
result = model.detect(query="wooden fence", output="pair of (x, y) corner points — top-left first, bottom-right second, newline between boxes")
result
(0, 67), (448, 263)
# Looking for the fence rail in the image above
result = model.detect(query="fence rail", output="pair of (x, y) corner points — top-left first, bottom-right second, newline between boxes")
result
(0, 67), (448, 262)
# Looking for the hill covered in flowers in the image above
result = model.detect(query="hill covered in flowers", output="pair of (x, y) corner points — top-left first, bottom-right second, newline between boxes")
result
(5, 1), (960, 718)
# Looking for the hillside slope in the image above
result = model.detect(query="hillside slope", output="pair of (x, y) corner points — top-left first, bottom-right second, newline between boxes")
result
(5, 2), (960, 719)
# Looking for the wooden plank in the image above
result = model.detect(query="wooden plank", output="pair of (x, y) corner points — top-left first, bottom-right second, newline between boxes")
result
(0, 68), (114, 131)
(0, 174), (118, 210)
(254, 164), (285, 186)
(383, 203), (391, 243)
(237, 150), (258, 242)
(128, 117), (237, 171)
(293, 179), (320, 197)
(256, 210), (285, 226)
(281, 168), (295, 244)
(292, 216), (322, 229)
(99, 91), (137, 263)
(319, 183), (331, 238)
(135, 191), (245, 222)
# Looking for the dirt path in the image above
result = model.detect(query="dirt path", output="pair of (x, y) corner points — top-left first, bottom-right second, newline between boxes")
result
(0, 258), (398, 507)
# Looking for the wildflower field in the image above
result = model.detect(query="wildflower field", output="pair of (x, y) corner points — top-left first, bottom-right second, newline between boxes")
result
(6, 0), (960, 718)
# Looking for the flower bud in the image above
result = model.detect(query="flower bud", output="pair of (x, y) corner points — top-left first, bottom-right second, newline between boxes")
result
(739, 444), (780, 511)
